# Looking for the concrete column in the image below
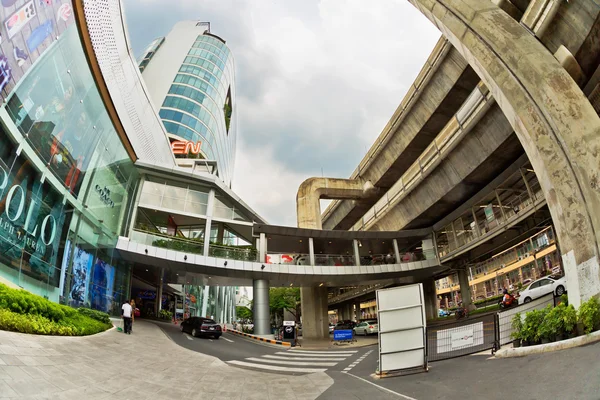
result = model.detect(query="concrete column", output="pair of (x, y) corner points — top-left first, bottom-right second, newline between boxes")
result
(201, 285), (209, 317)
(300, 286), (329, 340)
(203, 189), (216, 257)
(309, 237), (315, 266)
(458, 268), (474, 311)
(421, 238), (435, 260)
(353, 239), (361, 266)
(355, 301), (361, 321)
(393, 239), (401, 264)
(259, 233), (267, 263)
(253, 279), (270, 336)
(214, 286), (221, 323)
(157, 268), (164, 312)
(423, 279), (438, 321)
(408, 0), (600, 309)
(216, 223), (225, 244)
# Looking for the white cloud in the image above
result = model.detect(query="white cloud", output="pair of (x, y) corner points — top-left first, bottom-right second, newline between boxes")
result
(124, 0), (441, 226)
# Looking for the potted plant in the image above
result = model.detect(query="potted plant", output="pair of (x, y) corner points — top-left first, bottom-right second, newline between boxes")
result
(510, 312), (523, 347)
(578, 297), (600, 334)
(538, 305), (558, 344)
(563, 304), (578, 338)
(544, 304), (565, 342)
(523, 308), (547, 345)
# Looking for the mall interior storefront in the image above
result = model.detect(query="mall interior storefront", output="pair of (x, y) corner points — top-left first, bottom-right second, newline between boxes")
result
(0, 23), (138, 316)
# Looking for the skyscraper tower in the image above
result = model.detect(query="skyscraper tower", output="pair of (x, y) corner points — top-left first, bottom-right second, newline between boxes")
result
(140, 21), (236, 187)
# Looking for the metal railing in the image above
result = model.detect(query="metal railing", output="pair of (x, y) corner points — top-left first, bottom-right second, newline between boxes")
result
(328, 282), (392, 304)
(131, 229), (258, 262)
(264, 249), (436, 267)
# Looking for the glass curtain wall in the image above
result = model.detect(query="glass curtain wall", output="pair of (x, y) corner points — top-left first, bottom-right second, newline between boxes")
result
(0, 24), (138, 314)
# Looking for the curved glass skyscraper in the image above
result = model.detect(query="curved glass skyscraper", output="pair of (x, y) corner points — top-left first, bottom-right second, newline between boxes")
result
(141, 21), (237, 187)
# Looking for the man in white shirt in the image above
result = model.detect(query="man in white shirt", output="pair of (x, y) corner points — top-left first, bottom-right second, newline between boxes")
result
(121, 300), (133, 334)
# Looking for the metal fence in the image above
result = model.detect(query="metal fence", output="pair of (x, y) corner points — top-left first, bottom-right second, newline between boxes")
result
(497, 293), (556, 345)
(426, 313), (498, 362)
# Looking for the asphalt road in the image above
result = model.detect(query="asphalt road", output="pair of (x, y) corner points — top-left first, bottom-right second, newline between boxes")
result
(155, 319), (600, 399)
(349, 341), (600, 400)
(154, 320), (284, 361)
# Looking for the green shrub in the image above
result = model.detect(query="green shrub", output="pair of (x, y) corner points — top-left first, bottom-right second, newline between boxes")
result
(510, 313), (523, 340)
(0, 283), (111, 336)
(159, 309), (172, 320)
(474, 294), (503, 306)
(540, 304), (564, 340)
(522, 308), (548, 343)
(563, 304), (577, 334)
(578, 297), (600, 334)
(77, 308), (110, 324)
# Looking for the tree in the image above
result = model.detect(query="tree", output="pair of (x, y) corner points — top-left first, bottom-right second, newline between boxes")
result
(269, 287), (301, 324)
(236, 306), (252, 321)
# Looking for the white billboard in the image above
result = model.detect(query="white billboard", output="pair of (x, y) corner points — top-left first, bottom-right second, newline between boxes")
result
(377, 284), (427, 374)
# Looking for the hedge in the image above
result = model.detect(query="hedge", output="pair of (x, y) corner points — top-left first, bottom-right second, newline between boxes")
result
(0, 283), (112, 336)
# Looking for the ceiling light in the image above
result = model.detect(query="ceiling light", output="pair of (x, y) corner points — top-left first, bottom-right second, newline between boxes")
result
(319, 283), (324, 287)
(146, 269), (148, 272)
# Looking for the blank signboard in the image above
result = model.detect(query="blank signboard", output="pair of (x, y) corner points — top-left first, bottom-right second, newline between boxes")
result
(377, 284), (427, 374)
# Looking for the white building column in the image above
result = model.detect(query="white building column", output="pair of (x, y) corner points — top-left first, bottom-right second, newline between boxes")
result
(203, 189), (216, 257)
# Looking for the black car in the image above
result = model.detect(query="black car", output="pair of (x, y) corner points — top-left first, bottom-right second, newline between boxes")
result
(335, 320), (356, 330)
(180, 317), (222, 339)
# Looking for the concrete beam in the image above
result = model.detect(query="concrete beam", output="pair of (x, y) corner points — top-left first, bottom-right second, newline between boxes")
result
(408, 0), (600, 307)
(297, 177), (378, 230)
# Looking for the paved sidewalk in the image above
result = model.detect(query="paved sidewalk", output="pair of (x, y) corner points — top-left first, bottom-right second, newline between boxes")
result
(0, 321), (333, 399)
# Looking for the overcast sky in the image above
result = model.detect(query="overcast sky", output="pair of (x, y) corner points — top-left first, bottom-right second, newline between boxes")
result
(124, 0), (441, 227)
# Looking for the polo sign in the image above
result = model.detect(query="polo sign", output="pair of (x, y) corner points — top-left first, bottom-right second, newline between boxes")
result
(171, 140), (202, 155)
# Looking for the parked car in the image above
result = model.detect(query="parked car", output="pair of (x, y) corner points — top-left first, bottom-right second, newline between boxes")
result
(353, 320), (378, 336)
(180, 317), (222, 339)
(329, 323), (335, 334)
(438, 309), (450, 317)
(518, 275), (567, 304)
(335, 320), (356, 330)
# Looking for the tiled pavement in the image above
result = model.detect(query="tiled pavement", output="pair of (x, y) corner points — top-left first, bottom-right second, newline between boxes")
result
(0, 321), (333, 399)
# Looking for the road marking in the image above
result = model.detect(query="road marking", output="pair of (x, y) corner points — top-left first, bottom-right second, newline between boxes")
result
(245, 357), (338, 367)
(209, 339), (213, 342)
(186, 335), (193, 341)
(344, 371), (418, 400)
(227, 360), (327, 373)
(343, 350), (373, 373)
(275, 351), (353, 358)
(287, 349), (357, 355)
(222, 337), (234, 343)
(263, 355), (346, 361)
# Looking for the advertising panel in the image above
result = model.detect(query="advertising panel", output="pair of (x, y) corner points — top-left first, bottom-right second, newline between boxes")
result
(89, 257), (115, 313)
(0, 124), (72, 287)
(68, 245), (93, 307)
(436, 322), (484, 354)
(0, 0), (75, 99)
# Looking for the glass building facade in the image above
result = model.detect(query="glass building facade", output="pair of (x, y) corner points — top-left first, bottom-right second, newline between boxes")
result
(0, 18), (137, 315)
(157, 32), (237, 187)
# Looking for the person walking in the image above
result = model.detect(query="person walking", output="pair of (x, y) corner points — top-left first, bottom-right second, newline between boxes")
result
(130, 299), (136, 333)
(121, 300), (132, 334)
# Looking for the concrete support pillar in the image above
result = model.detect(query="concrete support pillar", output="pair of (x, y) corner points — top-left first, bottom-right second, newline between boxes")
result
(253, 279), (270, 336)
(309, 237), (315, 266)
(216, 223), (225, 244)
(355, 301), (361, 321)
(423, 279), (438, 321)
(458, 269), (474, 311)
(203, 189), (216, 257)
(393, 239), (401, 264)
(422, 238), (435, 260)
(157, 268), (164, 312)
(353, 239), (361, 266)
(259, 233), (267, 263)
(300, 286), (329, 340)
(201, 285), (209, 317)
(408, 0), (600, 309)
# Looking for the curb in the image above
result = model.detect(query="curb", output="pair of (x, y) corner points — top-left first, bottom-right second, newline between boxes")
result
(226, 328), (291, 347)
(496, 330), (600, 358)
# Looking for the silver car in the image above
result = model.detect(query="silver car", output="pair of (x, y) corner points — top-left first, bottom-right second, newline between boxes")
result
(353, 320), (378, 336)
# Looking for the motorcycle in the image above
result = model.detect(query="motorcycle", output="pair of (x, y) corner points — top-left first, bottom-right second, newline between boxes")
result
(455, 307), (468, 320)
(499, 295), (518, 310)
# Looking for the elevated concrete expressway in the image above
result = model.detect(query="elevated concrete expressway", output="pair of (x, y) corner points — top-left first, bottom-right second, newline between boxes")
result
(321, 37), (482, 231)
(299, 0), (600, 333)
